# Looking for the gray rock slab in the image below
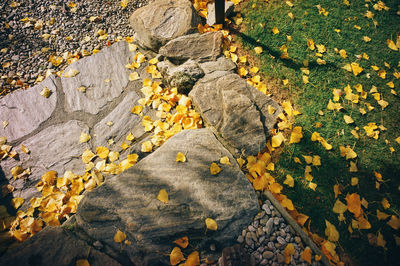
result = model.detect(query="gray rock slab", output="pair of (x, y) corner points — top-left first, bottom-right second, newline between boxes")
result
(0, 226), (121, 266)
(199, 56), (236, 74)
(61, 41), (133, 115)
(92, 91), (147, 148)
(157, 59), (204, 94)
(159, 32), (224, 63)
(189, 73), (281, 157)
(0, 75), (58, 142)
(129, 0), (201, 51)
(74, 128), (258, 264)
(1, 120), (89, 201)
(207, 1), (235, 26)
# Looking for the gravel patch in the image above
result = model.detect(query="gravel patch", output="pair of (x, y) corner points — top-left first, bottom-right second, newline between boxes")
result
(0, 0), (148, 95)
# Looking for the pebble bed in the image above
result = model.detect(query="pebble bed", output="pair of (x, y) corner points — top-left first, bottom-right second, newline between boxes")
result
(0, 0), (148, 94)
(237, 200), (321, 266)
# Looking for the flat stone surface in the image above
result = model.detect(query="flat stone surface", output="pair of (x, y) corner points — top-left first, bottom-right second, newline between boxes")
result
(159, 32), (224, 63)
(61, 41), (133, 115)
(0, 226), (121, 266)
(92, 91), (147, 148)
(199, 56), (236, 74)
(75, 128), (258, 264)
(1, 120), (89, 201)
(129, 0), (200, 51)
(0, 75), (58, 142)
(189, 73), (281, 157)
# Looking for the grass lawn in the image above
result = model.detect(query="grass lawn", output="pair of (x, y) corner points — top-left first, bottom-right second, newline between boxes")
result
(236, 0), (400, 264)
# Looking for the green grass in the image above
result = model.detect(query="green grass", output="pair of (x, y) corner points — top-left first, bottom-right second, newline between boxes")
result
(238, 0), (400, 265)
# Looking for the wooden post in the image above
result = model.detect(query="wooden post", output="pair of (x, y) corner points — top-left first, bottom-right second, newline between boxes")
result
(215, 0), (225, 26)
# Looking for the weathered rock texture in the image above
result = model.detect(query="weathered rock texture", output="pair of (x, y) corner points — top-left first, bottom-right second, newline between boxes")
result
(206, 1), (235, 26)
(0, 226), (121, 266)
(159, 32), (224, 63)
(157, 59), (204, 94)
(61, 41), (133, 115)
(74, 128), (258, 264)
(189, 73), (282, 157)
(129, 0), (201, 51)
(199, 56), (236, 74)
(0, 75), (58, 142)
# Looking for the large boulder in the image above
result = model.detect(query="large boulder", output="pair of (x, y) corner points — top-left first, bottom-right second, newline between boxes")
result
(74, 128), (258, 264)
(0, 226), (121, 266)
(189, 73), (282, 157)
(0, 75), (58, 142)
(129, 0), (201, 51)
(159, 32), (224, 63)
(61, 41), (133, 115)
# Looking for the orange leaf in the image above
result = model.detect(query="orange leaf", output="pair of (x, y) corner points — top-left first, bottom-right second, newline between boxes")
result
(113, 229), (126, 243)
(387, 215), (400, 230)
(173, 236), (189, 249)
(346, 193), (362, 218)
(170, 247), (185, 265)
(283, 243), (295, 264)
(301, 247), (312, 264)
(185, 251), (200, 266)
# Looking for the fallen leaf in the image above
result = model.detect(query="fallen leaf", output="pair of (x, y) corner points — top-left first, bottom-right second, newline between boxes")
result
(272, 27), (279, 34)
(96, 146), (109, 159)
(382, 198), (390, 209)
(173, 236), (189, 249)
(186, 251), (200, 266)
(113, 229), (126, 243)
(141, 141), (153, 152)
(301, 247), (312, 264)
(344, 115), (354, 124)
(284, 174), (294, 187)
(40, 87), (51, 98)
(210, 163), (221, 175)
(76, 259), (90, 266)
(79, 132), (91, 143)
(63, 68), (80, 78)
(254, 46), (263, 54)
(131, 105), (143, 115)
(205, 218), (218, 231)
(11, 197), (24, 209)
(157, 189), (168, 204)
(283, 243), (295, 264)
(170, 247), (185, 265)
(387, 39), (399, 51)
(176, 152), (186, 162)
(377, 232), (386, 248)
(220, 156), (231, 165)
(82, 149), (95, 164)
(289, 126), (303, 144)
(271, 132), (285, 147)
(129, 72), (139, 81)
(387, 215), (400, 230)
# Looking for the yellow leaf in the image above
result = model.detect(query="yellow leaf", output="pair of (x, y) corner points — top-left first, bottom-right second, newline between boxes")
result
(281, 197), (294, 211)
(96, 146), (109, 159)
(108, 151), (119, 162)
(377, 232), (386, 248)
(378, 70), (387, 79)
(238, 67), (248, 77)
(210, 163), (222, 175)
(205, 218), (218, 231)
(271, 132), (285, 147)
(351, 62), (363, 76)
(346, 193), (362, 218)
(325, 220), (339, 242)
(312, 155), (321, 166)
(309, 182), (317, 190)
(40, 87), (51, 98)
(176, 152), (186, 162)
(254, 46), (263, 54)
(382, 198), (390, 209)
(284, 174), (294, 187)
(351, 177), (358, 186)
(141, 141), (153, 152)
(316, 44), (326, 53)
(63, 68), (80, 78)
(289, 126), (303, 144)
(170, 247), (185, 265)
(388, 216), (400, 230)
(129, 72), (139, 81)
(220, 156), (231, 165)
(82, 149), (95, 164)
(76, 259), (90, 266)
(236, 158), (246, 167)
(333, 184), (341, 199)
(395, 137), (400, 144)
(272, 27), (279, 34)
(157, 189), (169, 204)
(301, 247), (312, 264)
(303, 155), (313, 164)
(283, 243), (295, 264)
(343, 115), (354, 124)
(377, 209), (390, 220)
(79, 132), (91, 143)
(333, 199), (347, 216)
(11, 198), (24, 209)
(131, 105), (143, 115)
(307, 39), (315, 50)
(250, 66), (259, 73)
(113, 229), (126, 243)
(339, 49), (347, 58)
(126, 132), (135, 141)
(270, 182), (283, 194)
(302, 75), (309, 84)
(349, 161), (358, 172)
(387, 39), (399, 51)
(173, 236), (189, 249)
(186, 251), (200, 266)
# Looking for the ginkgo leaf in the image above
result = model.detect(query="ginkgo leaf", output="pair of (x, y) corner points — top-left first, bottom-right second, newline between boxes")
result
(170, 247), (185, 265)
(307, 39), (315, 50)
(377, 209), (390, 220)
(254, 47), (263, 54)
(334, 184), (341, 199)
(129, 72), (139, 81)
(381, 198), (390, 209)
(79, 132), (91, 143)
(377, 232), (386, 248)
(289, 126), (303, 144)
(346, 193), (362, 218)
(11, 198), (24, 209)
(76, 259), (90, 266)
(131, 105), (143, 114)
(108, 151), (119, 162)
(387, 39), (399, 51)
(301, 247), (312, 264)
(283, 243), (295, 264)
(281, 197), (294, 210)
(40, 87), (51, 98)
(126, 132), (135, 141)
(96, 146), (109, 159)
(312, 155), (321, 166)
(308, 182), (317, 190)
(284, 174), (294, 187)
(205, 218), (218, 231)
(387, 215), (400, 230)
(173, 236), (189, 249)
(333, 199), (347, 216)
(272, 27), (279, 34)
(113, 229), (126, 243)
(120, 0), (130, 8)
(325, 220), (339, 242)
(271, 132), (285, 147)
(344, 115), (354, 124)
(186, 251), (200, 266)
(176, 152), (186, 162)
(141, 141), (153, 152)
(351, 177), (359, 186)
(210, 163), (221, 175)
(157, 189), (168, 204)
(270, 182), (283, 194)
(236, 158), (245, 168)
(82, 149), (96, 164)
(351, 62), (363, 76)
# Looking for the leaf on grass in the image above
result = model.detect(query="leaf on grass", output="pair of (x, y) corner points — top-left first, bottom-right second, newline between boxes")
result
(271, 132), (285, 147)
(387, 39), (399, 51)
(381, 198), (390, 209)
(346, 193), (362, 218)
(173, 236), (189, 249)
(205, 218), (218, 231)
(307, 39), (315, 50)
(210, 163), (221, 175)
(284, 174), (294, 187)
(325, 220), (339, 242)
(387, 215), (400, 230)
(113, 229), (126, 243)
(377, 232), (386, 248)
(157, 189), (168, 204)
(254, 47), (263, 54)
(377, 209), (390, 220)
(272, 27), (279, 34)
(343, 115), (354, 124)
(289, 126), (303, 144)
